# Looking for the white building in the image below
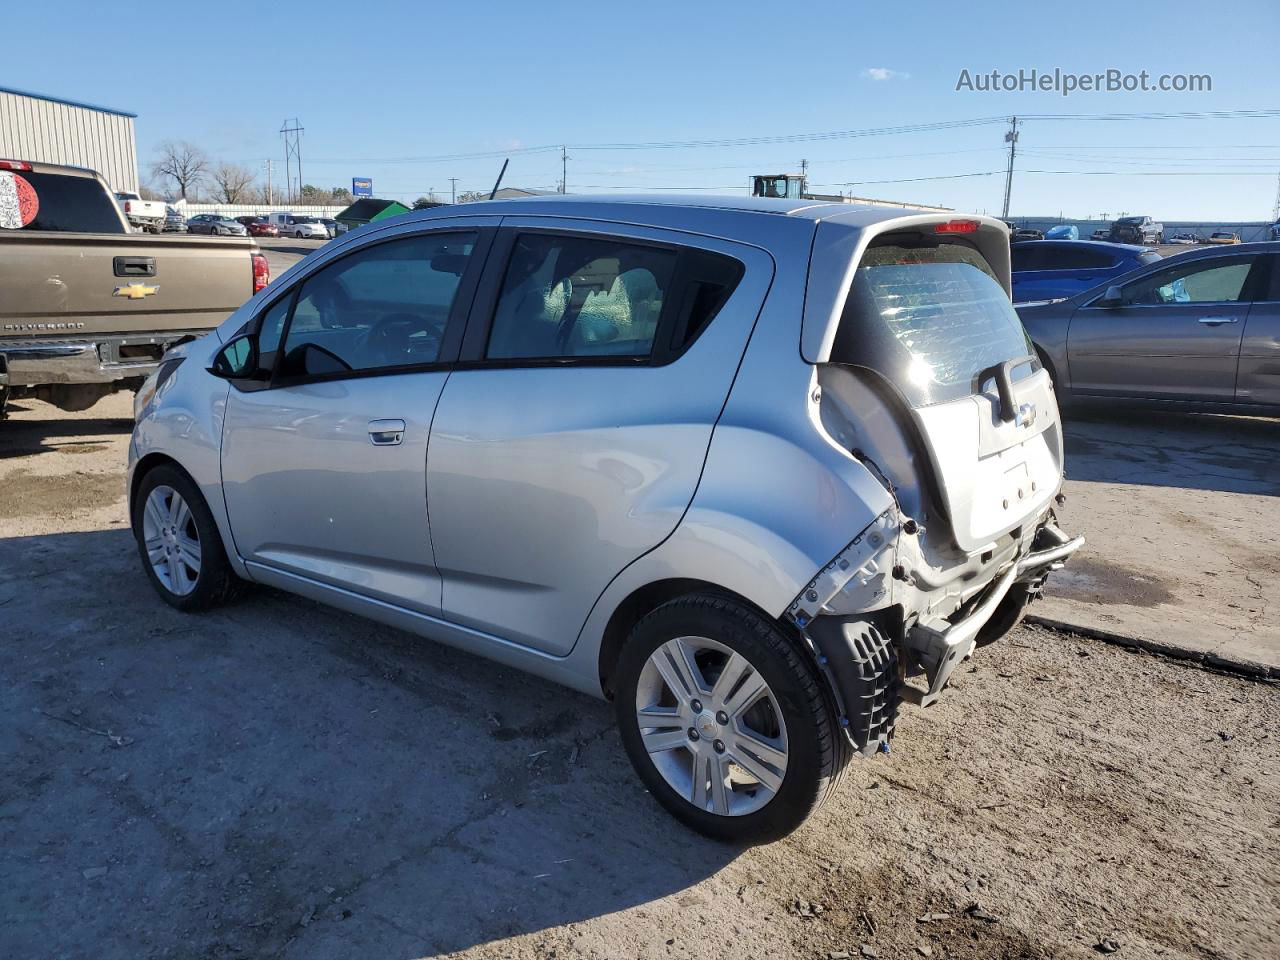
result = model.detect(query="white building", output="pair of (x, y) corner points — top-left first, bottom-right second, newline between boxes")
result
(0, 86), (138, 193)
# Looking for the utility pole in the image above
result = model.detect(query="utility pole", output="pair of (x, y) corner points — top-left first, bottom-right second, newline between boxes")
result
(800, 157), (808, 193)
(1001, 116), (1018, 219)
(449, 178), (459, 205)
(561, 145), (569, 194)
(264, 159), (274, 204)
(1272, 168), (1280, 222)
(280, 118), (304, 203)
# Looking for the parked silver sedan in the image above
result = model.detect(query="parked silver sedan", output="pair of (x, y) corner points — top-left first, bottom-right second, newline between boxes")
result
(129, 197), (1080, 841)
(1018, 242), (1280, 412)
(186, 214), (248, 236)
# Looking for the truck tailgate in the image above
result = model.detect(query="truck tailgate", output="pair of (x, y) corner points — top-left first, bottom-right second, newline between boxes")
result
(0, 231), (257, 338)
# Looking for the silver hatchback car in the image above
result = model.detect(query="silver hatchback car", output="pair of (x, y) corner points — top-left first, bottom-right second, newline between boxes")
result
(129, 196), (1081, 842)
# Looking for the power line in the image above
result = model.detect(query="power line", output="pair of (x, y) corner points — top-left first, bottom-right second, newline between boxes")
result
(296, 109), (1280, 168)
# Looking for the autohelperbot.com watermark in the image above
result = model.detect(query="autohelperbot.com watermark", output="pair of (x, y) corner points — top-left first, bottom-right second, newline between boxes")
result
(955, 68), (1212, 96)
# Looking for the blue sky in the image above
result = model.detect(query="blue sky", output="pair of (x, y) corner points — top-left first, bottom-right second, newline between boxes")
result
(8, 1), (1280, 218)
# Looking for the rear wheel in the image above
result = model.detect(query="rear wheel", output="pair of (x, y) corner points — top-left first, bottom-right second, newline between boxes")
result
(132, 465), (240, 611)
(615, 594), (847, 843)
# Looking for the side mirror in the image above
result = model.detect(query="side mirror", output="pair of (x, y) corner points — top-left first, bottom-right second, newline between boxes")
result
(209, 334), (265, 380)
(1097, 284), (1124, 308)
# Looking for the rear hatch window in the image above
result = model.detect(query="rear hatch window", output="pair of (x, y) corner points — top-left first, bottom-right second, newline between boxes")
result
(0, 170), (126, 233)
(831, 238), (1032, 407)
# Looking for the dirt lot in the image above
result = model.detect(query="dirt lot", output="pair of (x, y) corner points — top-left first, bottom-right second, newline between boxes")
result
(2, 395), (1278, 960)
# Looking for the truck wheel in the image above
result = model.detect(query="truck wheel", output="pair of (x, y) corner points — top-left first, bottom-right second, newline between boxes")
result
(132, 464), (241, 612)
(614, 594), (848, 843)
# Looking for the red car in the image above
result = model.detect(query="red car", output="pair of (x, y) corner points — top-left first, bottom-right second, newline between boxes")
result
(235, 216), (279, 238)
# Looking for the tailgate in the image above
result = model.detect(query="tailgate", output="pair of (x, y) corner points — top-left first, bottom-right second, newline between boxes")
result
(912, 366), (1064, 552)
(0, 231), (256, 338)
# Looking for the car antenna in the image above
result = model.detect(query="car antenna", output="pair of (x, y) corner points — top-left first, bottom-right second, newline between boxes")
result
(488, 159), (509, 201)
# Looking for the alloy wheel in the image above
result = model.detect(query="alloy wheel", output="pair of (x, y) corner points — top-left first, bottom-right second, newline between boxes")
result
(634, 636), (789, 817)
(141, 485), (202, 596)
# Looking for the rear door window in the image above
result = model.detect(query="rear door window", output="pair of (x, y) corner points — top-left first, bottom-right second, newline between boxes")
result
(832, 239), (1032, 407)
(486, 234), (677, 360)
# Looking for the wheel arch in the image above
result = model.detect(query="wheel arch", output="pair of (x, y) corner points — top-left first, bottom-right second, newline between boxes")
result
(129, 451), (187, 515)
(597, 578), (782, 701)
(129, 447), (248, 579)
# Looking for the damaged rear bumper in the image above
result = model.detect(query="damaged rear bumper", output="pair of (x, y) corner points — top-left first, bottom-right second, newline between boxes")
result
(788, 512), (1083, 749)
(900, 523), (1082, 707)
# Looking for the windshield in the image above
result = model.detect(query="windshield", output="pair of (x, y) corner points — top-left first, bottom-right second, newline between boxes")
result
(831, 239), (1033, 407)
(293, 216), (316, 224)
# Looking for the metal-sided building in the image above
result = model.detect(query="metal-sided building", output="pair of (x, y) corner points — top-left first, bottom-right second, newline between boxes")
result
(0, 86), (138, 193)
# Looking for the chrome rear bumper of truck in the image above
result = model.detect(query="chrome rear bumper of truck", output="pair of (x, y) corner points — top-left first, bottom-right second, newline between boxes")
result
(0, 332), (208, 386)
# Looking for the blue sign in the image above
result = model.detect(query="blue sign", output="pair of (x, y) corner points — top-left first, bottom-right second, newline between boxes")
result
(352, 177), (373, 197)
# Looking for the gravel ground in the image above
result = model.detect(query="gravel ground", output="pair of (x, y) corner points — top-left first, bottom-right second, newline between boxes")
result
(2, 396), (1278, 960)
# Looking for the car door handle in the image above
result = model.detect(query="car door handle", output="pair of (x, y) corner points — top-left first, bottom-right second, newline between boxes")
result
(1197, 316), (1238, 326)
(368, 419), (406, 445)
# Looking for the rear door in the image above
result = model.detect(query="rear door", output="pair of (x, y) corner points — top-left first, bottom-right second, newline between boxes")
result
(425, 219), (772, 655)
(1236, 255), (1280, 405)
(220, 221), (492, 615)
(1067, 252), (1260, 400)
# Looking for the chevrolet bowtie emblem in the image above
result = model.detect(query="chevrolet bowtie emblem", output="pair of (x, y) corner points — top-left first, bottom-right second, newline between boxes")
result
(113, 282), (160, 300)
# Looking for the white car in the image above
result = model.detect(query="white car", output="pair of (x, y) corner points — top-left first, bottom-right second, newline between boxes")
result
(282, 216), (328, 239)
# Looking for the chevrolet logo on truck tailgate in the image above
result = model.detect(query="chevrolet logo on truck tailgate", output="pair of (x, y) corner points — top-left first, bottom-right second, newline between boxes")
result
(113, 282), (160, 300)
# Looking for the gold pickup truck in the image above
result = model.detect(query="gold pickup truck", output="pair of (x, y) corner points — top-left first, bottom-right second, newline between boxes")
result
(0, 159), (270, 415)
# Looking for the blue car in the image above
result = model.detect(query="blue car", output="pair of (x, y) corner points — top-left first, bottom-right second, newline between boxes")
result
(1011, 240), (1161, 303)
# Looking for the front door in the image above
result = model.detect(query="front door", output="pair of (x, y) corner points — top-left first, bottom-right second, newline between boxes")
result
(426, 220), (772, 655)
(1067, 253), (1260, 400)
(220, 226), (487, 615)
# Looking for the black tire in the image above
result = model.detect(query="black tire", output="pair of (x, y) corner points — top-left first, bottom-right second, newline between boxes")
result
(132, 464), (240, 612)
(975, 581), (1036, 647)
(614, 593), (848, 844)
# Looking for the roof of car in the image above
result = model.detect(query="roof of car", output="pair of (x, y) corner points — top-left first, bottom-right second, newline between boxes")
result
(1012, 239), (1153, 254)
(393, 193), (960, 228)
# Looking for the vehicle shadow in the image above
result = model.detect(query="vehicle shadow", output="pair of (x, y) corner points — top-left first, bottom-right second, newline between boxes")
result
(0, 402), (134, 459)
(1062, 407), (1280, 496)
(0, 528), (740, 960)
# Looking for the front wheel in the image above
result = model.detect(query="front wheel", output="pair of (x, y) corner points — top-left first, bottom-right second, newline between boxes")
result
(615, 594), (847, 843)
(132, 464), (240, 611)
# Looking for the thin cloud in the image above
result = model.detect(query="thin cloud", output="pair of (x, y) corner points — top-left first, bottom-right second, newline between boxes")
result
(863, 67), (910, 81)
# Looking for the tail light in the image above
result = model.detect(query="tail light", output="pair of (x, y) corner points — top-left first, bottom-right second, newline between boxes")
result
(935, 220), (980, 234)
(124, 200), (133, 213)
(0, 159), (34, 171)
(251, 252), (270, 293)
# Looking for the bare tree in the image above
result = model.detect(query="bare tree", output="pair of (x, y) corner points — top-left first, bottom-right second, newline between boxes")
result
(151, 141), (208, 200)
(210, 162), (257, 203)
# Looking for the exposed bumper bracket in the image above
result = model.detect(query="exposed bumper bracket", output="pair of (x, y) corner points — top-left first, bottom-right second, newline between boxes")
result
(901, 526), (1084, 707)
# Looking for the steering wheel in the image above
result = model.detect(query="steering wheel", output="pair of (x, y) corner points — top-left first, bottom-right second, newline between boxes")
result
(360, 312), (446, 365)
